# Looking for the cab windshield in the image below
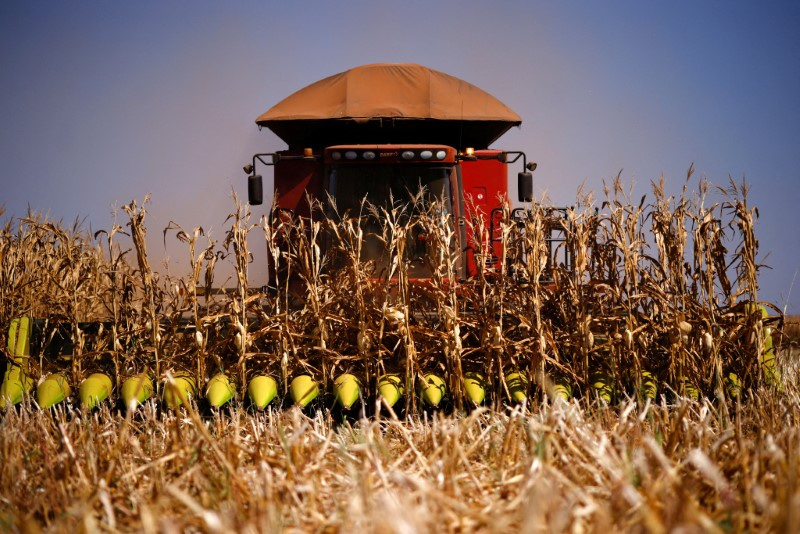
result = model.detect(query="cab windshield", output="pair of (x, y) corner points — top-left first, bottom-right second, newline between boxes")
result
(328, 164), (452, 215)
(327, 164), (454, 278)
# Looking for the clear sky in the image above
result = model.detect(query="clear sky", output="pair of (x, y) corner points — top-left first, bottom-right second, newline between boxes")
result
(1, 1), (798, 313)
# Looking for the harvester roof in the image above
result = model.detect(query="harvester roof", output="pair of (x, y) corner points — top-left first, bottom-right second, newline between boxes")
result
(257, 63), (522, 150)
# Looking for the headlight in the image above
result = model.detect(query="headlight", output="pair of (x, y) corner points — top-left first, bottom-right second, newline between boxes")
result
(436, 150), (446, 160)
(401, 151), (415, 160)
(345, 151), (357, 160)
(420, 150), (433, 160)
(363, 151), (376, 160)
(331, 151), (342, 160)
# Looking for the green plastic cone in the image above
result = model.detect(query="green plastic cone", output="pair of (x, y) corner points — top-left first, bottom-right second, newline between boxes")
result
(505, 371), (528, 403)
(759, 308), (780, 387)
(725, 372), (742, 398)
(419, 373), (446, 407)
(590, 370), (613, 402)
(333, 373), (361, 409)
(377, 374), (403, 407)
(121, 374), (153, 409)
(37, 374), (71, 409)
(1, 366), (34, 408)
(289, 375), (318, 408)
(464, 372), (486, 405)
(552, 376), (572, 401)
(206, 374), (235, 408)
(79, 373), (113, 409)
(641, 371), (658, 400)
(13, 317), (31, 357)
(163, 373), (197, 409)
(247, 375), (278, 409)
(680, 377), (699, 400)
(6, 318), (18, 353)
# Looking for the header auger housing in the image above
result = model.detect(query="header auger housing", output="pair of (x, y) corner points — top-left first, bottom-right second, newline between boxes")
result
(0, 304), (781, 414)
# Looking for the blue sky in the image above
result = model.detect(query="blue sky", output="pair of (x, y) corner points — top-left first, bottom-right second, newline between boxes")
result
(1, 1), (798, 312)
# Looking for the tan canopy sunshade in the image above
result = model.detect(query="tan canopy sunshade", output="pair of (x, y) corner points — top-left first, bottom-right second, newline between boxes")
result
(257, 63), (522, 149)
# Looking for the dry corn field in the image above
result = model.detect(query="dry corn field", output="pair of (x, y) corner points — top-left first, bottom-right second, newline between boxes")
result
(1, 176), (799, 532)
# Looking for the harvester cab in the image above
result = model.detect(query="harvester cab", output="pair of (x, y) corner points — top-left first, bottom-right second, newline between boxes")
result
(245, 63), (560, 283)
(246, 143), (536, 280)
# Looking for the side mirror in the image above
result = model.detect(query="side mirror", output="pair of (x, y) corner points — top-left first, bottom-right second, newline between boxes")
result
(518, 171), (533, 203)
(248, 174), (263, 205)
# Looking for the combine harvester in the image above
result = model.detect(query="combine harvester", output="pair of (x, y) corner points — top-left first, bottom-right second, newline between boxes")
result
(1, 64), (779, 413)
(242, 63), (780, 410)
(243, 63), (566, 411)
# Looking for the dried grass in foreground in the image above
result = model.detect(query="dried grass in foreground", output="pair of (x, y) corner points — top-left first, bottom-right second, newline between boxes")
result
(2, 387), (799, 533)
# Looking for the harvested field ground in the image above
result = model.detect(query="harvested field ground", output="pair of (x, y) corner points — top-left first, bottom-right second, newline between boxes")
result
(2, 386), (800, 532)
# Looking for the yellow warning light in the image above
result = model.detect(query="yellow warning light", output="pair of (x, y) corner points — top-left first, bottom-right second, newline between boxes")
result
(303, 147), (314, 159)
(460, 147), (477, 161)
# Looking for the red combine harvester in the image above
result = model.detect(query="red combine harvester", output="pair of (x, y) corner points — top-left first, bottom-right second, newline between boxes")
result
(1, 64), (776, 414)
(244, 63), (565, 282)
(1, 64), (577, 415)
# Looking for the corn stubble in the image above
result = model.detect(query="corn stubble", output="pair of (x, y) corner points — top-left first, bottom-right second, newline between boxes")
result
(0, 174), (797, 530)
(2, 393), (799, 531)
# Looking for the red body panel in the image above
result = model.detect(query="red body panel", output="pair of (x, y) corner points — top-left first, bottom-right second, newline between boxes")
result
(459, 150), (508, 277)
(273, 152), (324, 217)
(269, 152), (324, 281)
